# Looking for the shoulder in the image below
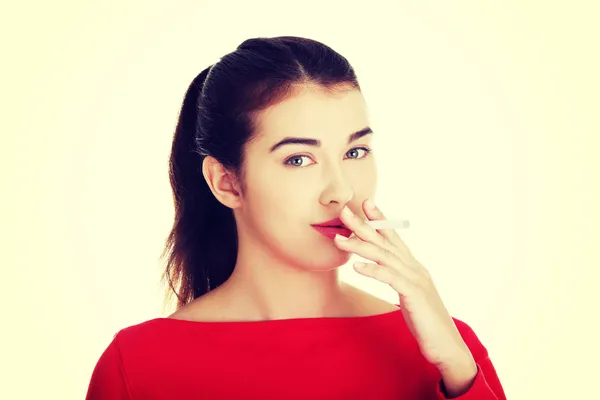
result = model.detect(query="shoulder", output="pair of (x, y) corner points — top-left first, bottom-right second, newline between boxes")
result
(112, 318), (178, 348)
(88, 318), (202, 398)
(165, 283), (403, 321)
(87, 319), (168, 397)
(95, 318), (196, 373)
(89, 318), (186, 369)
(165, 285), (241, 322)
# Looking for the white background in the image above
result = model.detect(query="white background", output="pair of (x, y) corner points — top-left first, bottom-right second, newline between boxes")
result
(2, 1), (599, 398)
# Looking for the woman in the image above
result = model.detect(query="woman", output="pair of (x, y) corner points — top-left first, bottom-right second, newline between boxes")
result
(86, 36), (506, 399)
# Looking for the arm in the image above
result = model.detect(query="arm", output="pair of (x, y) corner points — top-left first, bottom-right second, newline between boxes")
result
(85, 333), (132, 400)
(435, 320), (507, 399)
(436, 353), (506, 399)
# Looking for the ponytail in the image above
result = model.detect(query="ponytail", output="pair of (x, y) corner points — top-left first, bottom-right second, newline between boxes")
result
(161, 66), (238, 310)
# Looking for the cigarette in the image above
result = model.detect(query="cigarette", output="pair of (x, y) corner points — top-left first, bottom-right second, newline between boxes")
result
(366, 219), (411, 229)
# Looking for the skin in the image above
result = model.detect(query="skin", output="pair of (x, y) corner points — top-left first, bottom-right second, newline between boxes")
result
(182, 83), (481, 396)
(199, 83), (380, 321)
(335, 203), (479, 397)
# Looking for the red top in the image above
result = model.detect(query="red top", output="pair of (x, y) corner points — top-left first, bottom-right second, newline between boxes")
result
(86, 306), (506, 399)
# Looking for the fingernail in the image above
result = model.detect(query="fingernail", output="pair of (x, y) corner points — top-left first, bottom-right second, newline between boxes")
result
(335, 234), (348, 241)
(365, 198), (376, 211)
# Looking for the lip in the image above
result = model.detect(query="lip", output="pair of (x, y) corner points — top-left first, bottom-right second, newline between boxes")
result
(313, 217), (347, 228)
(312, 225), (353, 239)
(312, 217), (352, 239)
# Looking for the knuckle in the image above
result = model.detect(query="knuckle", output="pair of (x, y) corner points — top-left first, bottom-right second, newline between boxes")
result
(381, 235), (392, 247)
(379, 247), (392, 261)
(417, 272), (433, 289)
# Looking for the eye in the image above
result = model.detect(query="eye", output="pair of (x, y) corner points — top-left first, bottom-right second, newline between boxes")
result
(284, 155), (313, 168)
(345, 147), (372, 160)
(283, 147), (372, 168)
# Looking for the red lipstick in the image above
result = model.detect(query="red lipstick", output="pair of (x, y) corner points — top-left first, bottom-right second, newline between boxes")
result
(312, 217), (352, 239)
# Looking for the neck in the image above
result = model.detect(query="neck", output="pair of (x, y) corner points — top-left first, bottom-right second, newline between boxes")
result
(217, 230), (355, 321)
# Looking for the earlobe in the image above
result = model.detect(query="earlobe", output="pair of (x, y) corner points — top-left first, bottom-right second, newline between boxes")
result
(202, 156), (242, 209)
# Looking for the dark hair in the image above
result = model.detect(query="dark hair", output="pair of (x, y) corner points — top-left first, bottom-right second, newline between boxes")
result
(161, 36), (361, 309)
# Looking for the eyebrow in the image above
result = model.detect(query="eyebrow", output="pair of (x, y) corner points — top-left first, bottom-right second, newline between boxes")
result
(269, 127), (373, 153)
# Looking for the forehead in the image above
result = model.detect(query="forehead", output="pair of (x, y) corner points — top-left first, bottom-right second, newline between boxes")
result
(253, 85), (370, 143)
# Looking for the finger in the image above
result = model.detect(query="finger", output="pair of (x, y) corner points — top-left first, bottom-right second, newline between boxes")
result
(335, 235), (421, 281)
(353, 261), (415, 295)
(339, 206), (396, 255)
(362, 199), (413, 256)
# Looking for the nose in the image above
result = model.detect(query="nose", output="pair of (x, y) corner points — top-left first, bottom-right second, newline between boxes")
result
(318, 167), (354, 206)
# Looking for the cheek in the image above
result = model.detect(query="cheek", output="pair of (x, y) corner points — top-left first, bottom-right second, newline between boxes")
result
(247, 177), (308, 229)
(242, 161), (312, 241)
(351, 161), (378, 201)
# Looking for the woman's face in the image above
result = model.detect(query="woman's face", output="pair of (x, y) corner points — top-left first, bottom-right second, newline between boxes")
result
(238, 84), (378, 271)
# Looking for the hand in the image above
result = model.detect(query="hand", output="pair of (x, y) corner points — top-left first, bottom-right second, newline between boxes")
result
(334, 199), (476, 373)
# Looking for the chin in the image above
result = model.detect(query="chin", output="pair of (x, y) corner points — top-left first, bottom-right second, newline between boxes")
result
(303, 250), (352, 271)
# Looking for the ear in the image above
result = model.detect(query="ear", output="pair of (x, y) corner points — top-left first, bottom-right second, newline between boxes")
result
(202, 156), (243, 209)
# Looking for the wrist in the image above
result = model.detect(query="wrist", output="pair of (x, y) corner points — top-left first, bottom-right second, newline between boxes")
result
(438, 354), (478, 398)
